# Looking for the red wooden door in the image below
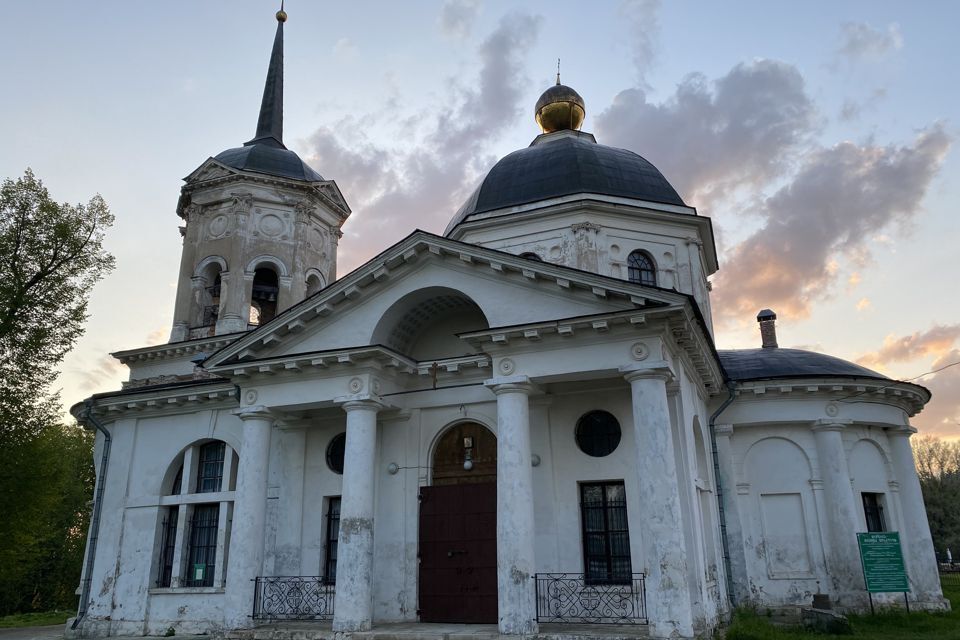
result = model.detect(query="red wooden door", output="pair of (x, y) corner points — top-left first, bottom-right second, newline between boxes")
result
(418, 483), (497, 623)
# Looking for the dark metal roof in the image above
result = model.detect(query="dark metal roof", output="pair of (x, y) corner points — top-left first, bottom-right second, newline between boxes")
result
(214, 143), (324, 182)
(446, 133), (686, 234)
(718, 348), (888, 382)
(246, 18), (285, 148)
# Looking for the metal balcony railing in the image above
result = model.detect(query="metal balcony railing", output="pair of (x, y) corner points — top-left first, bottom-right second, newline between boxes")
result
(534, 573), (647, 624)
(252, 576), (335, 620)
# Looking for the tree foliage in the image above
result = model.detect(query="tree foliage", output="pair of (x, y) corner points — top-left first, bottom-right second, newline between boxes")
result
(914, 435), (960, 560)
(0, 170), (114, 614)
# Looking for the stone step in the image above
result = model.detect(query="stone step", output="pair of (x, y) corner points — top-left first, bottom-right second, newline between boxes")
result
(219, 622), (650, 640)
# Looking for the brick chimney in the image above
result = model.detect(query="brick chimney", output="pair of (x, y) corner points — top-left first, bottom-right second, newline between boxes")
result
(757, 309), (778, 348)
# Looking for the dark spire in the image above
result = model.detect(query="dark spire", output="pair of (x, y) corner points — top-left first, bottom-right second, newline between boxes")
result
(245, 6), (287, 149)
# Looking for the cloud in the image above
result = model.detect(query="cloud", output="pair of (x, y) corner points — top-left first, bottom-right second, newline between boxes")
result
(439, 0), (480, 39)
(618, 0), (661, 86)
(711, 124), (951, 321)
(72, 355), (126, 392)
(856, 298), (871, 312)
(308, 13), (543, 274)
(839, 88), (888, 122)
(858, 324), (960, 367)
(836, 22), (904, 63)
(595, 59), (816, 206)
(332, 37), (359, 60)
(913, 349), (960, 437)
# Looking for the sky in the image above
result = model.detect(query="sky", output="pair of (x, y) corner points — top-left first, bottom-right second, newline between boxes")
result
(1, 1), (958, 437)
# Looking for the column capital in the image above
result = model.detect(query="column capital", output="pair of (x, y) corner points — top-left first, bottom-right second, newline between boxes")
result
(811, 418), (853, 432)
(620, 361), (675, 383)
(233, 405), (275, 422)
(485, 375), (536, 396)
(335, 394), (386, 412)
(887, 424), (918, 438)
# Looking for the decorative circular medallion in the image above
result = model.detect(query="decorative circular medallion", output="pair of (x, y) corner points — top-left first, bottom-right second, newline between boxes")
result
(498, 358), (515, 375)
(348, 377), (364, 393)
(630, 342), (650, 361)
(259, 214), (284, 237)
(825, 402), (840, 417)
(372, 378), (382, 394)
(244, 389), (258, 405)
(208, 214), (229, 238)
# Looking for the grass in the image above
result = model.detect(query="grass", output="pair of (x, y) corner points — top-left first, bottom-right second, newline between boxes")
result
(0, 610), (72, 629)
(726, 584), (960, 639)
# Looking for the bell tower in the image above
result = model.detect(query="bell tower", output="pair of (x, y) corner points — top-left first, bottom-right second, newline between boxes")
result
(169, 7), (350, 343)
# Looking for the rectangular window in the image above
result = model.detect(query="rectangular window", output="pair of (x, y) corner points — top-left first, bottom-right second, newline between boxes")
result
(862, 493), (886, 532)
(185, 504), (219, 587)
(196, 442), (225, 493)
(580, 481), (632, 584)
(324, 497), (341, 584)
(156, 507), (179, 587)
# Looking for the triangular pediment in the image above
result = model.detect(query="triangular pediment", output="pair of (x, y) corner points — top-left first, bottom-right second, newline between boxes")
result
(184, 158), (241, 184)
(204, 231), (691, 368)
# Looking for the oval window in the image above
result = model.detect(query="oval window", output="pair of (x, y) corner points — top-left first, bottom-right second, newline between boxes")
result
(575, 410), (622, 457)
(326, 433), (346, 474)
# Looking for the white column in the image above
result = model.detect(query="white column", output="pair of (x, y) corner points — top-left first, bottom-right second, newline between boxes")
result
(332, 398), (382, 632)
(621, 362), (694, 639)
(485, 375), (538, 635)
(811, 420), (865, 603)
(225, 406), (274, 629)
(888, 426), (947, 607)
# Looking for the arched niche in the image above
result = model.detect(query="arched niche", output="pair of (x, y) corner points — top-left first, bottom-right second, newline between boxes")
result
(370, 287), (489, 360)
(742, 436), (818, 580)
(431, 422), (497, 486)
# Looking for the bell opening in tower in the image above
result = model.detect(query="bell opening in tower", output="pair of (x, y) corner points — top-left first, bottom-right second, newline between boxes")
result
(249, 267), (279, 326)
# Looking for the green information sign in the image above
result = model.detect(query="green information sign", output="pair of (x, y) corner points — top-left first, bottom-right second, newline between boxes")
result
(857, 532), (910, 593)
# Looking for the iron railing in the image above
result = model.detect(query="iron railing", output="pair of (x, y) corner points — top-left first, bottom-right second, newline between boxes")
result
(534, 573), (647, 624)
(252, 576), (335, 620)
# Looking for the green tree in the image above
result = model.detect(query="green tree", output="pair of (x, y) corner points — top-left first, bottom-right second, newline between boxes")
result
(0, 169), (114, 614)
(914, 435), (960, 560)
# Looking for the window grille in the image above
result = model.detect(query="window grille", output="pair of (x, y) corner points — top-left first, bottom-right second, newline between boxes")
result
(196, 441), (225, 493)
(862, 493), (886, 532)
(156, 507), (179, 587)
(627, 251), (656, 286)
(323, 497), (342, 584)
(185, 504), (219, 587)
(581, 482), (632, 584)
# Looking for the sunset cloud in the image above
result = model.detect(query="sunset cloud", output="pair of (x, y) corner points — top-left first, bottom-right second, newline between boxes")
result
(309, 12), (543, 274)
(858, 324), (960, 367)
(595, 59), (816, 206)
(711, 124), (951, 321)
(913, 349), (960, 438)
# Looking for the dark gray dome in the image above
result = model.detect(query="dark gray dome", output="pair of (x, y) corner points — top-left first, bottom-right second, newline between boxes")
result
(446, 133), (685, 234)
(718, 348), (888, 382)
(215, 141), (324, 182)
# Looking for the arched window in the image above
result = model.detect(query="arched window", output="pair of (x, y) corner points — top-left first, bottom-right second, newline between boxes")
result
(306, 272), (325, 297)
(155, 440), (238, 589)
(519, 252), (542, 261)
(250, 267), (279, 326)
(627, 250), (657, 286)
(192, 257), (226, 332)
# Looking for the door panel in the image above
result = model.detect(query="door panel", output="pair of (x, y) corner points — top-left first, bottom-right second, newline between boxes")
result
(418, 483), (497, 623)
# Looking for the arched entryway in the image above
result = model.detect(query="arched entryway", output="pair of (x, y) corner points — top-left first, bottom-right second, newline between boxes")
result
(418, 422), (497, 623)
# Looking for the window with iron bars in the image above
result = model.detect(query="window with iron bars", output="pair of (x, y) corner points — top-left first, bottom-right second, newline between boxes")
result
(156, 507), (179, 588)
(196, 441), (225, 493)
(323, 497), (341, 584)
(184, 504), (220, 587)
(862, 492), (886, 532)
(580, 481), (633, 585)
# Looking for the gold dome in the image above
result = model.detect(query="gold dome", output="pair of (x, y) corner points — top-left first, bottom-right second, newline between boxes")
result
(276, 9), (288, 22)
(535, 80), (585, 133)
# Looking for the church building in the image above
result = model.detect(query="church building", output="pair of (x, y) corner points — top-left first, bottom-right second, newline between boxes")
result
(68, 10), (946, 639)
